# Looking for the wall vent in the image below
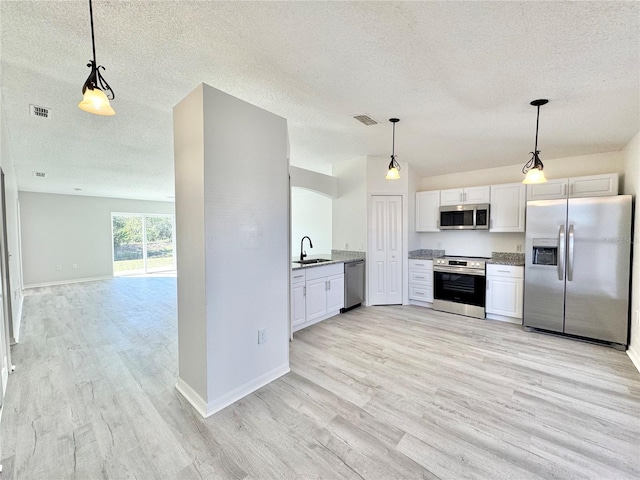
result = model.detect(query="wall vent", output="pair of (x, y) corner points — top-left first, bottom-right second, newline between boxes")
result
(352, 114), (378, 126)
(30, 104), (51, 119)
(32, 171), (48, 178)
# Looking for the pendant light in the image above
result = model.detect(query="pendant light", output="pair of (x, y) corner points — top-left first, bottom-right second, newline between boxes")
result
(522, 99), (549, 184)
(385, 118), (401, 180)
(78, 0), (115, 116)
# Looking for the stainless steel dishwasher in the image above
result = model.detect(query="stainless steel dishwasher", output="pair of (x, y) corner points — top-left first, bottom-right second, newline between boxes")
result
(341, 260), (365, 312)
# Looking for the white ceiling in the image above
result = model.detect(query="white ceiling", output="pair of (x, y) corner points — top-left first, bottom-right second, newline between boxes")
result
(1, 1), (638, 201)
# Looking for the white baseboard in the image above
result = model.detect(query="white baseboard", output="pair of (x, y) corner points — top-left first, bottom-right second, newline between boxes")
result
(12, 294), (24, 344)
(627, 345), (640, 374)
(486, 313), (523, 325)
(23, 276), (113, 289)
(176, 363), (290, 418)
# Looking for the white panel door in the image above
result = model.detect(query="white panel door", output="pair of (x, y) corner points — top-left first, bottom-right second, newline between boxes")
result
(440, 188), (464, 206)
(526, 178), (568, 200)
(291, 282), (306, 328)
(490, 183), (526, 232)
(415, 191), (440, 232)
(369, 195), (403, 305)
(464, 186), (491, 204)
(326, 274), (345, 312)
(305, 278), (327, 322)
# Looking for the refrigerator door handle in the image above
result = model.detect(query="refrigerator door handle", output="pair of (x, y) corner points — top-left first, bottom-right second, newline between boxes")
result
(567, 224), (575, 281)
(558, 224), (566, 281)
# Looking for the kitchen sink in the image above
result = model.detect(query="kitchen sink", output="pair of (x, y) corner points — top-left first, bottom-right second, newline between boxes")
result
(293, 259), (332, 265)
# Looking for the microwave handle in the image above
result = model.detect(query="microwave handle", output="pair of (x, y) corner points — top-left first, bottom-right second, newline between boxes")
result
(472, 207), (477, 229)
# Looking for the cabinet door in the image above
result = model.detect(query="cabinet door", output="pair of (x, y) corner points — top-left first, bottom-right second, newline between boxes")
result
(305, 278), (327, 322)
(291, 282), (306, 327)
(486, 276), (523, 318)
(416, 191), (440, 232)
(569, 173), (618, 198)
(326, 274), (345, 312)
(526, 178), (568, 201)
(464, 186), (491, 204)
(490, 183), (526, 232)
(440, 188), (464, 206)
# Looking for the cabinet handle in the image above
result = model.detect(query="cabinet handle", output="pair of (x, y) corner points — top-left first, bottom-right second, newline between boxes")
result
(570, 183), (574, 196)
(328, 281), (331, 291)
(415, 275), (425, 280)
(490, 219), (493, 229)
(497, 270), (510, 273)
(303, 286), (306, 296)
(415, 263), (425, 267)
(563, 184), (567, 196)
(293, 274), (303, 280)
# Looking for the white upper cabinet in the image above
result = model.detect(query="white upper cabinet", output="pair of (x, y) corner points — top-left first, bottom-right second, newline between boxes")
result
(569, 173), (618, 198)
(464, 185), (491, 204)
(415, 191), (440, 232)
(490, 183), (526, 232)
(440, 186), (490, 206)
(527, 173), (618, 201)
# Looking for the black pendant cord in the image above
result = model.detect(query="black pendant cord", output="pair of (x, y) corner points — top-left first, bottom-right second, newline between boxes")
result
(522, 100), (547, 174)
(388, 118), (401, 171)
(89, 0), (97, 68)
(81, 0), (115, 100)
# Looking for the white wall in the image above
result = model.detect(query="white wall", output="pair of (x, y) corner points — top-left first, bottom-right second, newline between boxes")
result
(332, 157), (367, 251)
(420, 231), (525, 257)
(622, 132), (640, 371)
(291, 187), (332, 255)
(290, 166), (337, 198)
(421, 151), (623, 190)
(174, 83), (289, 417)
(18, 192), (174, 287)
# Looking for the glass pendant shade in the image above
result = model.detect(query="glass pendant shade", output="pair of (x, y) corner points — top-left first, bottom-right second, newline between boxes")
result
(78, 87), (115, 116)
(385, 166), (400, 180)
(522, 167), (547, 184)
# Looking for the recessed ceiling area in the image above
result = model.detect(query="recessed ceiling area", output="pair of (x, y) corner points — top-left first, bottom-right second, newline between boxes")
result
(1, 1), (638, 201)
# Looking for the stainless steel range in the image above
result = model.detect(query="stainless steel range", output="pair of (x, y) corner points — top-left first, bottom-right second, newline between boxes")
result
(433, 256), (488, 319)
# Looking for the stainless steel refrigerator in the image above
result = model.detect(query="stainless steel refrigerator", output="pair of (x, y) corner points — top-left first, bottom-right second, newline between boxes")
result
(524, 195), (632, 348)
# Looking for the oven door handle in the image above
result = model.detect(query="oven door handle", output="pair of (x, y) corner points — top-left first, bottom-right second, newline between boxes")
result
(434, 266), (485, 276)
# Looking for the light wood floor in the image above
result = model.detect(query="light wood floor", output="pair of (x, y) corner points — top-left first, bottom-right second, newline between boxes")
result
(1, 277), (639, 479)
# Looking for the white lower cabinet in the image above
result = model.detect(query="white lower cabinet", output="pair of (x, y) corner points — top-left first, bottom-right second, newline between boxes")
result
(292, 263), (345, 333)
(485, 264), (523, 324)
(408, 259), (433, 307)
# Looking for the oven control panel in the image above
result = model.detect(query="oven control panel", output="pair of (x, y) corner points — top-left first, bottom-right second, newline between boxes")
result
(434, 257), (487, 270)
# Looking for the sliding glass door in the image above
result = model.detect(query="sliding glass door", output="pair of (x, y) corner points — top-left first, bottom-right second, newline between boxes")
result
(112, 214), (175, 276)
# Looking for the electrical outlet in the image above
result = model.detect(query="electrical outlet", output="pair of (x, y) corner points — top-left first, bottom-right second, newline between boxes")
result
(73, 264), (78, 269)
(56, 264), (62, 271)
(516, 244), (523, 252)
(258, 328), (267, 344)
(345, 242), (349, 249)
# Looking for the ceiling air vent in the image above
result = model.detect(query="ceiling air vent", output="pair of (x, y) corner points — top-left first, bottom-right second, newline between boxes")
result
(32, 171), (48, 178)
(30, 104), (51, 119)
(352, 114), (378, 126)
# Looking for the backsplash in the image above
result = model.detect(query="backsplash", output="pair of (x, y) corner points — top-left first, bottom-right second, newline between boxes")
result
(408, 249), (445, 259)
(331, 249), (367, 260)
(491, 252), (525, 265)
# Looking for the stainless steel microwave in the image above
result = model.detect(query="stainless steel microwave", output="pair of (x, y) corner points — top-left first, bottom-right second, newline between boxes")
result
(439, 204), (490, 230)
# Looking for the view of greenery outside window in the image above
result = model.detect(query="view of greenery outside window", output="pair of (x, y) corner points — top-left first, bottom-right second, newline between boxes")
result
(112, 214), (175, 275)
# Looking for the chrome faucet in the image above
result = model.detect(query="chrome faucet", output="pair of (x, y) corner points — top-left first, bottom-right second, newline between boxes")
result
(300, 236), (313, 261)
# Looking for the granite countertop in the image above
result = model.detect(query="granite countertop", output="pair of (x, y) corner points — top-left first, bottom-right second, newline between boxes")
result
(292, 250), (365, 270)
(408, 249), (445, 260)
(487, 252), (525, 266)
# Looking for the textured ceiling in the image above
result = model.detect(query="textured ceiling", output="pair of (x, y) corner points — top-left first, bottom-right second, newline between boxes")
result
(1, 1), (638, 201)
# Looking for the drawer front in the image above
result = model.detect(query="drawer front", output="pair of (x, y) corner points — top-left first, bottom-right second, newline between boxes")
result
(409, 285), (433, 302)
(410, 270), (432, 285)
(487, 264), (523, 279)
(409, 259), (433, 271)
(291, 271), (306, 285)
(305, 262), (344, 280)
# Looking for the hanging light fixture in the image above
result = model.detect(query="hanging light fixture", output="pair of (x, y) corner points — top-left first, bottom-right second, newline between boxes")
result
(522, 99), (549, 184)
(78, 0), (115, 116)
(385, 118), (401, 180)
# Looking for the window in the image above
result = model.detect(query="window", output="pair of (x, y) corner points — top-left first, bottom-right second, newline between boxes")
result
(112, 214), (175, 276)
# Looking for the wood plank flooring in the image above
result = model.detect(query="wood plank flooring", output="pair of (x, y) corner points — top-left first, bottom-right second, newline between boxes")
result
(1, 277), (639, 479)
